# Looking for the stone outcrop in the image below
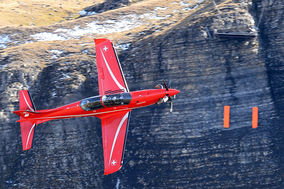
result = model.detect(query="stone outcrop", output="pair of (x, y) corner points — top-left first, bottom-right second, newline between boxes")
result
(0, 0), (283, 188)
(79, 0), (144, 16)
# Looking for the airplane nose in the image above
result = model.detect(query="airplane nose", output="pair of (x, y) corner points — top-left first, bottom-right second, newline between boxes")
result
(167, 89), (180, 96)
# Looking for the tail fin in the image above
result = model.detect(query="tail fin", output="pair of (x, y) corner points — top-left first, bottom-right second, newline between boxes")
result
(14, 90), (37, 150)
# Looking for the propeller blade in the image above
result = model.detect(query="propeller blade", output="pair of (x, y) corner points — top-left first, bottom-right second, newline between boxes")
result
(168, 96), (173, 112)
(163, 81), (169, 91)
(168, 80), (172, 89)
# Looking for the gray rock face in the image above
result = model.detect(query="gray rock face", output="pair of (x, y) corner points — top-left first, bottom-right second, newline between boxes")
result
(0, 0), (283, 188)
(80, 0), (140, 16)
(110, 1), (283, 188)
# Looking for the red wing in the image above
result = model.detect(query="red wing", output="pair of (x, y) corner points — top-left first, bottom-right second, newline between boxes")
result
(99, 111), (131, 175)
(95, 39), (129, 96)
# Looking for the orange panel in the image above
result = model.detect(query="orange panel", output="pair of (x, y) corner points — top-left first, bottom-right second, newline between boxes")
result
(224, 106), (230, 128)
(252, 107), (258, 128)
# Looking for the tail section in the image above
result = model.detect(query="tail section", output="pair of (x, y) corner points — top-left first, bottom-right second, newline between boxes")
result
(20, 121), (36, 150)
(19, 90), (36, 112)
(14, 90), (37, 151)
(13, 110), (39, 120)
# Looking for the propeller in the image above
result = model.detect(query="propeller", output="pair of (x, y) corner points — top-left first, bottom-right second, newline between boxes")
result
(170, 100), (173, 112)
(155, 80), (176, 112)
(167, 95), (174, 112)
(163, 81), (175, 112)
(162, 81), (169, 91)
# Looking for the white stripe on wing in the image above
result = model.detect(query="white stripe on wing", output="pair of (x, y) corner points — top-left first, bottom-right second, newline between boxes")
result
(100, 48), (126, 91)
(26, 123), (36, 149)
(22, 92), (34, 111)
(108, 112), (129, 165)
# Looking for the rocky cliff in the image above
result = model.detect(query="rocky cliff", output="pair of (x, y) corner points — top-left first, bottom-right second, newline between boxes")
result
(0, 0), (283, 188)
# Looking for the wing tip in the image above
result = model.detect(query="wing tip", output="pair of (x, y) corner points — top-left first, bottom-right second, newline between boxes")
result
(94, 38), (109, 45)
(103, 165), (122, 175)
(22, 146), (32, 151)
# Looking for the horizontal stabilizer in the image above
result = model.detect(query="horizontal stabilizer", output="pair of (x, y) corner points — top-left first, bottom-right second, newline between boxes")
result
(15, 90), (37, 150)
(19, 90), (36, 111)
(20, 120), (36, 150)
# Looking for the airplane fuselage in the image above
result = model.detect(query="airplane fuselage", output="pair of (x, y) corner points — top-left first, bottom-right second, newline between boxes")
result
(20, 88), (179, 124)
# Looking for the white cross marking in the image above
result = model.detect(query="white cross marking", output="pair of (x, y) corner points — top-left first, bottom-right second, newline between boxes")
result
(111, 160), (117, 166)
(103, 46), (108, 51)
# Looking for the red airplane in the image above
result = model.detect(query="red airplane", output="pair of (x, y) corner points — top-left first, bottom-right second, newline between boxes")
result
(13, 38), (180, 175)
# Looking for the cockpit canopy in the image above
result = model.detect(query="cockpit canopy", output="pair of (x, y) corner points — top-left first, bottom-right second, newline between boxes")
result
(80, 96), (103, 111)
(80, 93), (132, 111)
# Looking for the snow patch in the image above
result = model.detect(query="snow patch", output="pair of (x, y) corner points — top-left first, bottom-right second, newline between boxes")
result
(49, 49), (64, 59)
(31, 14), (149, 42)
(49, 49), (64, 54)
(30, 12), (172, 42)
(180, 1), (191, 6)
(31, 32), (67, 41)
(50, 49), (64, 54)
(79, 10), (97, 16)
(155, 7), (168, 11)
(115, 43), (131, 50)
(0, 35), (11, 48)
(141, 12), (172, 20)
(151, 14), (172, 20)
(183, 5), (199, 11)
(181, 0), (204, 11)
(55, 14), (148, 38)
(79, 10), (87, 16)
